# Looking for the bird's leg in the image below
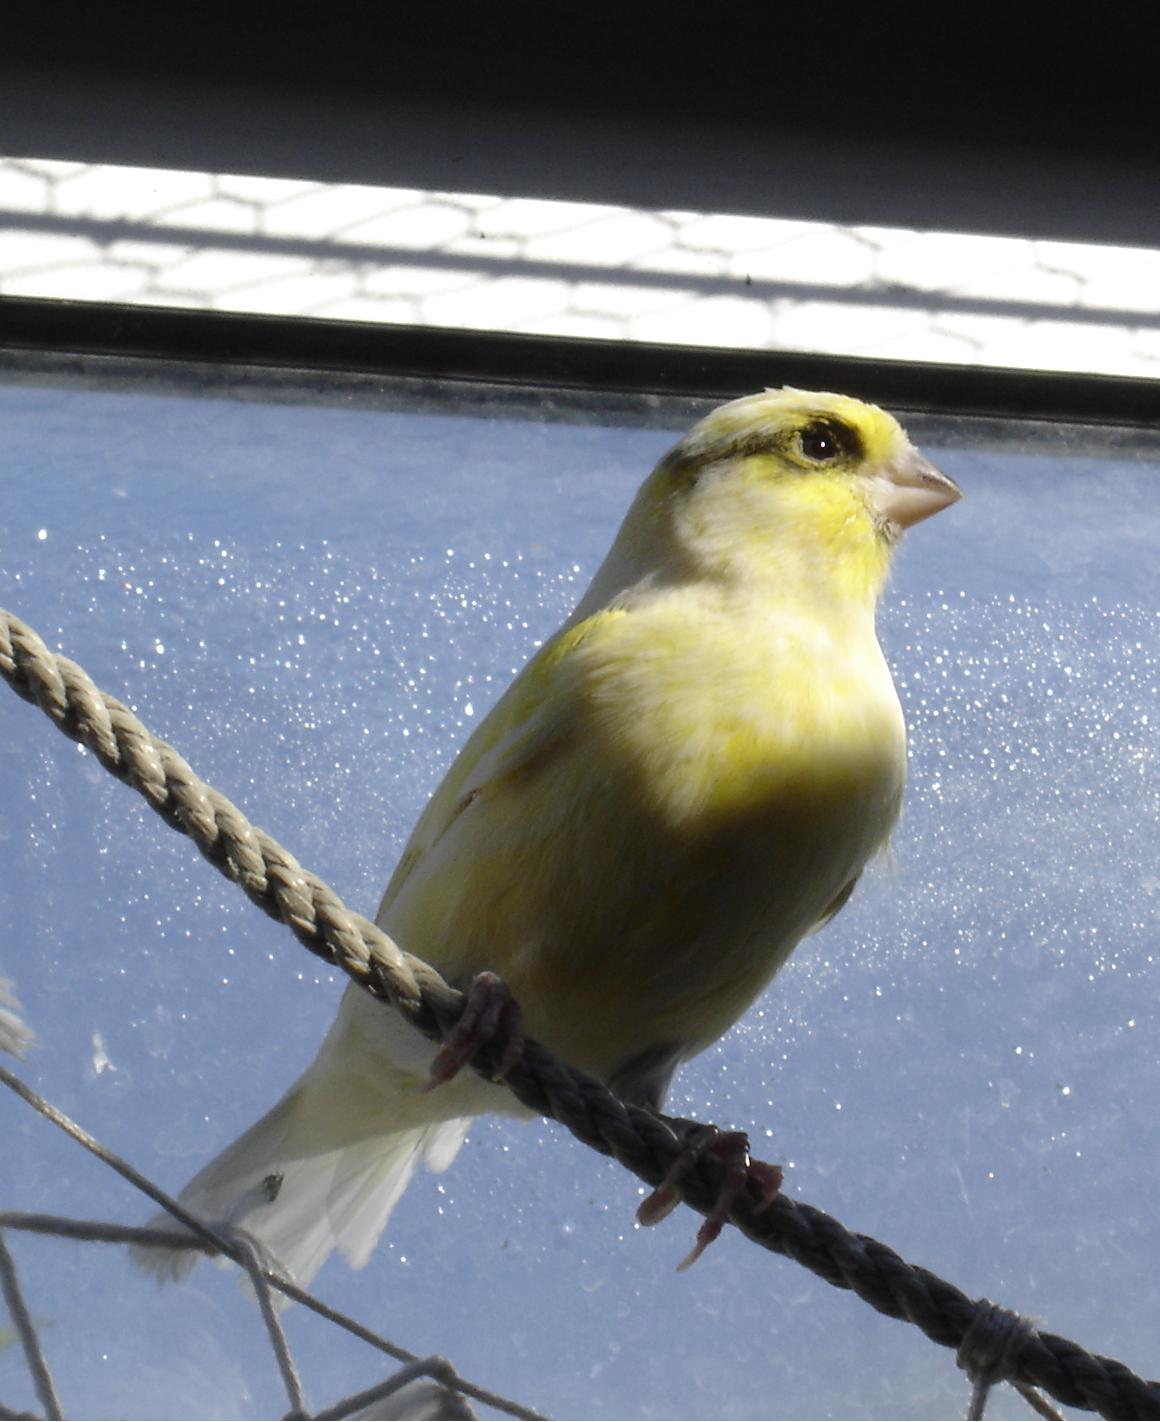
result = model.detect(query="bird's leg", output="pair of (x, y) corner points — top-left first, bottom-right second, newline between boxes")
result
(636, 1124), (782, 1270)
(423, 970), (525, 1091)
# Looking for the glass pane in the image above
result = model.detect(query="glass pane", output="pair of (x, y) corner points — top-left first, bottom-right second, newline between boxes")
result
(1, 362), (1156, 1419)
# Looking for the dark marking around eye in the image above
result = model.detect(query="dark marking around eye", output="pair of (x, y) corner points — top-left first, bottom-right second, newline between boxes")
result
(798, 419), (860, 463)
(659, 412), (864, 482)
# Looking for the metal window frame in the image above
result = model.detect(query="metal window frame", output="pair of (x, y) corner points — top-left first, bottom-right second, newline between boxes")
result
(3, 296), (1160, 445)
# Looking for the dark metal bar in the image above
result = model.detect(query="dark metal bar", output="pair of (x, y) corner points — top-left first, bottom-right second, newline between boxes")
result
(2, 295), (1158, 433)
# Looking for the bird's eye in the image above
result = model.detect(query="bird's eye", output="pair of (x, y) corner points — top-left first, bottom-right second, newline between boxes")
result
(797, 421), (847, 463)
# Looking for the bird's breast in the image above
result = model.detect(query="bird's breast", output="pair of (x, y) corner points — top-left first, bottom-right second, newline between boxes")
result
(506, 599), (903, 1072)
(578, 595), (906, 833)
(386, 594), (906, 1090)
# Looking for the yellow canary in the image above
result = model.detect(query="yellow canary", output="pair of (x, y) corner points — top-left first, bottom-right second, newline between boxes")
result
(138, 388), (960, 1288)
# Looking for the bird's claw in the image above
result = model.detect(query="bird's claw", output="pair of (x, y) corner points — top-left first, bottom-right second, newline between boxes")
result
(423, 971), (525, 1091)
(636, 1126), (783, 1270)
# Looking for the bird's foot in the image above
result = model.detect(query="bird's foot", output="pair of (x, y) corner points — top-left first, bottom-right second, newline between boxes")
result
(636, 1125), (783, 1270)
(423, 971), (525, 1091)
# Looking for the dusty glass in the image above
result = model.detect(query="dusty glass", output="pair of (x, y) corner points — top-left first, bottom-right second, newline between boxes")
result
(1, 359), (1157, 1419)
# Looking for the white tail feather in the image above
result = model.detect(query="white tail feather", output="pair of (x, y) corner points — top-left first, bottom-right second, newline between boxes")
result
(131, 988), (500, 1290)
(134, 1089), (470, 1288)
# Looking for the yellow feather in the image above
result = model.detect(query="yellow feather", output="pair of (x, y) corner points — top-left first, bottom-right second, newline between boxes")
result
(140, 387), (960, 1288)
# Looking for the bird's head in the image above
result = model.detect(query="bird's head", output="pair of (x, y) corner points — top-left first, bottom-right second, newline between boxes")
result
(571, 389), (961, 624)
(606, 388), (961, 611)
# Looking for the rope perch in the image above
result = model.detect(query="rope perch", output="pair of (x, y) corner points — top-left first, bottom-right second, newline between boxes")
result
(2, 604), (1158, 1420)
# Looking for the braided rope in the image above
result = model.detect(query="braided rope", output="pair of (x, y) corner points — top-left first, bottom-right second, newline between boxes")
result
(2, 605), (1158, 1420)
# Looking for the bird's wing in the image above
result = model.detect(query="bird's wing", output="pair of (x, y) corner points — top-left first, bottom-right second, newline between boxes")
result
(376, 610), (622, 921)
(815, 872), (861, 929)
